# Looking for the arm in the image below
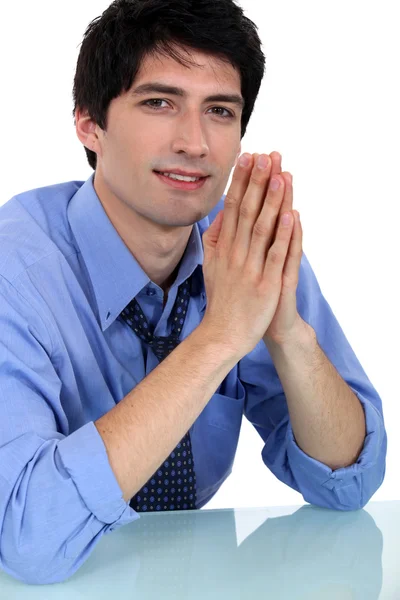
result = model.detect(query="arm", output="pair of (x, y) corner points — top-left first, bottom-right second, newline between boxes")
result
(95, 325), (239, 503)
(0, 276), (238, 585)
(0, 276), (133, 584)
(240, 252), (387, 511)
(263, 319), (366, 471)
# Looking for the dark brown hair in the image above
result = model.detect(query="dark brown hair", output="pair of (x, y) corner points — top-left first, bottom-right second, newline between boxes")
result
(72, 0), (266, 170)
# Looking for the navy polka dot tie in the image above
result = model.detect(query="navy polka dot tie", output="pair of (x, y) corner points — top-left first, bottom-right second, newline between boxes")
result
(119, 276), (197, 512)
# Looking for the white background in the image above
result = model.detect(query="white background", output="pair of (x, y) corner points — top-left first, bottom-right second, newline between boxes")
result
(1, 1), (399, 510)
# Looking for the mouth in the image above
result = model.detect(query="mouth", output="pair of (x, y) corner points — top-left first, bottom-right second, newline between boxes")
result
(153, 171), (209, 191)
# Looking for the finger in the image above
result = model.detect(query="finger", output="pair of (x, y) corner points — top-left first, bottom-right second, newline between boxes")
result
(268, 171), (291, 242)
(263, 209), (294, 285)
(203, 209), (224, 250)
(249, 153), (290, 247)
(269, 152), (282, 178)
(257, 152), (280, 177)
(277, 172), (293, 226)
(246, 172), (286, 274)
(282, 210), (303, 290)
(230, 153), (272, 267)
(267, 152), (282, 229)
(217, 153), (254, 253)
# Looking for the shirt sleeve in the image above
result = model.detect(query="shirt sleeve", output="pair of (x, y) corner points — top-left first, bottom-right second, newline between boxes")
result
(238, 251), (387, 511)
(0, 276), (139, 585)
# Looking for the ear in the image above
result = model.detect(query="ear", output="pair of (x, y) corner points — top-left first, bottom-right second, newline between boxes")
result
(75, 108), (101, 156)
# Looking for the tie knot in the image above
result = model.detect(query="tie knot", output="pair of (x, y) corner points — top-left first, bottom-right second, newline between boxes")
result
(119, 275), (193, 362)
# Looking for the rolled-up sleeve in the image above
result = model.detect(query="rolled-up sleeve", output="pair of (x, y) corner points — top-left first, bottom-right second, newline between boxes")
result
(239, 252), (387, 511)
(0, 276), (138, 585)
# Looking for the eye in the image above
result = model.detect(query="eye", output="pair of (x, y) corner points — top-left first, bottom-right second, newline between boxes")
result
(208, 107), (234, 119)
(142, 99), (169, 109)
(141, 99), (235, 119)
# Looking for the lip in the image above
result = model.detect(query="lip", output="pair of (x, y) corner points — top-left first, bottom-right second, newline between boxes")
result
(157, 169), (209, 177)
(154, 171), (209, 191)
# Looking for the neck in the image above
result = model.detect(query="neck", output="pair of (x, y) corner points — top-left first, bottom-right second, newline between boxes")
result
(93, 175), (192, 291)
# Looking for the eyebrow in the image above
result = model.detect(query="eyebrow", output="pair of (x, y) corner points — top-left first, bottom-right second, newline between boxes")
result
(130, 82), (245, 110)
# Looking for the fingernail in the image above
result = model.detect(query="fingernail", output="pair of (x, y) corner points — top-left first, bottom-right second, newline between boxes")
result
(257, 155), (269, 169)
(270, 177), (280, 191)
(239, 153), (251, 167)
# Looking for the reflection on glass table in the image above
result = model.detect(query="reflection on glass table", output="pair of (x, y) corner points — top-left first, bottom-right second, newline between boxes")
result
(1, 501), (398, 599)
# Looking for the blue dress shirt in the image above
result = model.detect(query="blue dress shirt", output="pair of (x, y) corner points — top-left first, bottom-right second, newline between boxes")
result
(0, 174), (386, 584)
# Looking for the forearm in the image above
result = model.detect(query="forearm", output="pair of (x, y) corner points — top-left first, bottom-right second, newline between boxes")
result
(264, 322), (366, 470)
(95, 324), (239, 502)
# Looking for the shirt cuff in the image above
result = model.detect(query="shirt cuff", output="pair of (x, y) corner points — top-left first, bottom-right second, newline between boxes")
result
(286, 389), (385, 490)
(57, 421), (140, 526)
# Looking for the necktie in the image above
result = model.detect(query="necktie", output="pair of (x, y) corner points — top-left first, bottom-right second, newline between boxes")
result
(119, 276), (197, 512)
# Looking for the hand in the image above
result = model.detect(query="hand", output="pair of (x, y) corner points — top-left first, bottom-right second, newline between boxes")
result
(258, 153), (306, 346)
(201, 151), (300, 359)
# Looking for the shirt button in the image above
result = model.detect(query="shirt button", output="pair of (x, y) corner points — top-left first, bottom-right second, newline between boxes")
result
(147, 288), (156, 296)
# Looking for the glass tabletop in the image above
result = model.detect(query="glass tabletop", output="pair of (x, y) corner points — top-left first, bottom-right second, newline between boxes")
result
(1, 500), (399, 598)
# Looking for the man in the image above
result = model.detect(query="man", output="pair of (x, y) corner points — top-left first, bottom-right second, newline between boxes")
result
(0, 0), (386, 585)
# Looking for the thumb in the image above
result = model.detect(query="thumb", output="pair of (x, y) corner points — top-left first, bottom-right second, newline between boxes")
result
(202, 210), (224, 256)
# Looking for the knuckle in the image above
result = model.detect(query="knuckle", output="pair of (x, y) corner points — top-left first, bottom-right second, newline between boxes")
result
(253, 219), (269, 237)
(268, 246), (283, 264)
(224, 192), (240, 208)
(231, 169), (245, 183)
(239, 203), (257, 220)
(283, 271), (298, 287)
(249, 172), (267, 187)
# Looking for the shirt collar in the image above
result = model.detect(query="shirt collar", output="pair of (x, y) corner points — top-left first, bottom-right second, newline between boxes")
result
(68, 174), (207, 332)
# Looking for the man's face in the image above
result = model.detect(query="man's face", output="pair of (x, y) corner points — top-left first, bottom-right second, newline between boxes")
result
(92, 47), (243, 229)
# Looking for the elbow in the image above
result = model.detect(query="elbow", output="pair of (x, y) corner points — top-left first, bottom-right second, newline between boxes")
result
(0, 518), (108, 584)
(0, 528), (100, 585)
(304, 465), (386, 513)
(0, 552), (74, 585)
(302, 491), (364, 512)
(303, 492), (365, 512)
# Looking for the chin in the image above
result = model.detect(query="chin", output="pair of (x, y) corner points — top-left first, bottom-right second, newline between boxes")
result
(158, 217), (203, 228)
(155, 207), (207, 228)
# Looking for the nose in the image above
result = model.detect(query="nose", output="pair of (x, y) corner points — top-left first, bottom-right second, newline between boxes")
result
(171, 110), (209, 159)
